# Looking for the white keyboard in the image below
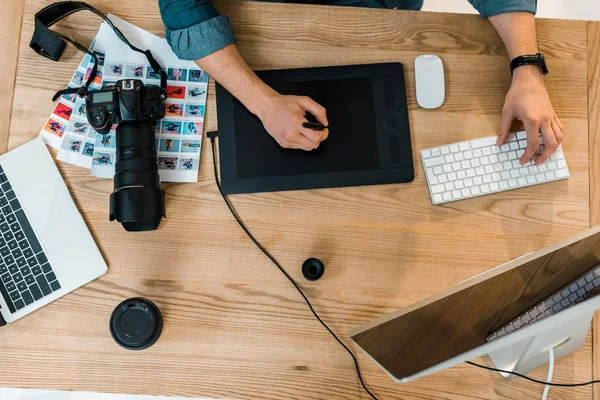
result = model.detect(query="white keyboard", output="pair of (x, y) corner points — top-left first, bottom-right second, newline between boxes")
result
(420, 131), (570, 205)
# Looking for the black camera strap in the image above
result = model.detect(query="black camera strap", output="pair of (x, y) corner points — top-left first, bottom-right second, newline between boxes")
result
(31, 1), (167, 101)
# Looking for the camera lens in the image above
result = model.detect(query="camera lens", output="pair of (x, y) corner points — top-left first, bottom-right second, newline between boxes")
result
(109, 122), (165, 231)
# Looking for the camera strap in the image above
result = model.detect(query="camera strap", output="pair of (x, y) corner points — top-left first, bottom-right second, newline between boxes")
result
(30, 1), (167, 101)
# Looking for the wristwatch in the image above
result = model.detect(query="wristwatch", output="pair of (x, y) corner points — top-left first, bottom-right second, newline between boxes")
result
(509, 53), (549, 76)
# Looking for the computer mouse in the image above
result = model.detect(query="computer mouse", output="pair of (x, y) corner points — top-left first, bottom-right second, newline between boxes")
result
(415, 55), (445, 109)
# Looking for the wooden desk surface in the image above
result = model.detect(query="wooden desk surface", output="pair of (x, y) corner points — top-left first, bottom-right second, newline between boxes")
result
(0, 1), (597, 399)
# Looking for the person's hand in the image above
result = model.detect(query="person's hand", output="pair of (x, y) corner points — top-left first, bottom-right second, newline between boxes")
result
(256, 94), (329, 151)
(496, 65), (564, 165)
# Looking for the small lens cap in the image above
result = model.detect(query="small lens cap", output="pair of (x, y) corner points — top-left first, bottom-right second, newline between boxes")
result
(110, 298), (163, 350)
(302, 258), (325, 281)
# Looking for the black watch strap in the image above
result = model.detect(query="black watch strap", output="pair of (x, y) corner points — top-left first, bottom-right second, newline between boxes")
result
(510, 53), (549, 76)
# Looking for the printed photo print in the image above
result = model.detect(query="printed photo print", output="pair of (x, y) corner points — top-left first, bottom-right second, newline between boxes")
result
(80, 54), (91, 69)
(84, 68), (103, 86)
(184, 104), (204, 118)
(158, 156), (178, 170)
(96, 133), (116, 149)
(161, 120), (182, 134)
(62, 89), (78, 104)
(159, 138), (180, 152)
(165, 103), (184, 117)
(146, 66), (162, 80)
(166, 86), (186, 99)
(167, 67), (187, 82)
(71, 70), (85, 86)
(188, 69), (208, 83)
(93, 51), (105, 67)
(82, 142), (94, 157)
(54, 103), (73, 121)
(180, 139), (201, 153)
(106, 62), (123, 77)
(73, 101), (86, 118)
(61, 137), (82, 153)
(44, 118), (66, 138)
(93, 152), (113, 166)
(68, 120), (89, 135)
(187, 86), (206, 99)
(179, 157), (199, 171)
(126, 64), (145, 78)
(183, 122), (202, 135)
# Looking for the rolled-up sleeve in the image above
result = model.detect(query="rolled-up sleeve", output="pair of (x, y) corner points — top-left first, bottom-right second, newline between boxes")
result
(159, 0), (236, 60)
(467, 0), (537, 17)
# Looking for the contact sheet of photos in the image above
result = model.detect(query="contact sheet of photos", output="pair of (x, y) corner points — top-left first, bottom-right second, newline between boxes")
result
(92, 61), (207, 183)
(38, 15), (208, 183)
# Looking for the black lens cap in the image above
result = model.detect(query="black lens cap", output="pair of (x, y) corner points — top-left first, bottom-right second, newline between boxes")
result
(110, 298), (163, 350)
(302, 258), (325, 281)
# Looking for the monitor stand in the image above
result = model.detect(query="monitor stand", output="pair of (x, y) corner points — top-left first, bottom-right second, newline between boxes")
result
(486, 309), (593, 379)
(457, 254), (593, 379)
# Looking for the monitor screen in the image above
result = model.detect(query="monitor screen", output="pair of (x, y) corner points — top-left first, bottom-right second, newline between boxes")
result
(232, 78), (379, 178)
(351, 230), (600, 380)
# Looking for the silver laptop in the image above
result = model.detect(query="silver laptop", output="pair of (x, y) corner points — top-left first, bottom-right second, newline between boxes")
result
(0, 138), (107, 325)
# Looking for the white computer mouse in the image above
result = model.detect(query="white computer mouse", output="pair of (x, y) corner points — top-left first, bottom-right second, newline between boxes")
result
(415, 55), (445, 109)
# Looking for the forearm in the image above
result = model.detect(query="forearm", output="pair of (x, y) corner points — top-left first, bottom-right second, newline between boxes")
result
(489, 12), (538, 60)
(196, 44), (276, 116)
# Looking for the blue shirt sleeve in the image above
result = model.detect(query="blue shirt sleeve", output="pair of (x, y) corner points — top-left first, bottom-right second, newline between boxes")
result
(467, 0), (537, 17)
(159, 0), (236, 60)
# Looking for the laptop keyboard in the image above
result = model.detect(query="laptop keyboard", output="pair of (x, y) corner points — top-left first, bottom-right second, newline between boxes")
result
(487, 263), (600, 342)
(0, 166), (61, 313)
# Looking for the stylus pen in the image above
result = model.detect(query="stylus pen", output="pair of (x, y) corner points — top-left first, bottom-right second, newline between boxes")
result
(302, 122), (328, 131)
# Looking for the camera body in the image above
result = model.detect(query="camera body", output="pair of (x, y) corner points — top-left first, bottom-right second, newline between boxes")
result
(86, 79), (165, 132)
(85, 79), (166, 232)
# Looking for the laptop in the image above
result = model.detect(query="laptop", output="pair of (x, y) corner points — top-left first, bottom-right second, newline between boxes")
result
(0, 138), (107, 325)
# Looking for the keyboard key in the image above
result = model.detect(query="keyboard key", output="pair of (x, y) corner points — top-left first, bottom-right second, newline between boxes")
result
(46, 272), (56, 282)
(470, 136), (497, 149)
(448, 172), (457, 181)
(421, 149), (431, 158)
(0, 198), (7, 207)
(473, 149), (482, 157)
(27, 257), (37, 267)
(16, 257), (26, 267)
(31, 265), (42, 276)
(433, 194), (443, 203)
(18, 239), (27, 250)
(9, 199), (20, 212)
(24, 274), (35, 285)
(29, 283), (43, 300)
(20, 265), (30, 276)
(546, 171), (556, 180)
(443, 164), (452, 173)
(508, 179), (517, 188)
(4, 255), (13, 265)
(442, 192), (452, 202)
(0, 223), (9, 233)
(456, 153), (465, 161)
(527, 176), (536, 184)
(518, 177), (527, 186)
(457, 171), (466, 179)
(455, 181), (464, 189)
(13, 299), (24, 310)
(445, 182), (455, 191)
(464, 178), (474, 187)
(461, 188), (471, 197)
(9, 222), (19, 232)
(21, 290), (33, 305)
(510, 169), (520, 178)
(499, 181), (509, 190)
(0, 264), (6, 274)
(17, 281), (27, 292)
(452, 190), (462, 200)
(501, 171), (510, 180)
(483, 175), (492, 184)
(586, 283), (594, 291)
(556, 169), (569, 178)
(36, 253), (48, 265)
(438, 174), (447, 183)
(8, 265), (17, 274)
(471, 186), (481, 195)
(490, 182), (500, 191)
(431, 184), (445, 194)
(553, 294), (563, 304)
(481, 184), (490, 193)
(431, 148), (441, 156)
(459, 142), (471, 151)
(470, 158), (480, 167)
(510, 142), (519, 151)
(7, 240), (17, 250)
(424, 156), (445, 168)
(36, 275), (51, 296)
(464, 150), (473, 159)
(433, 166), (442, 175)
(1, 182), (11, 192)
(4, 231), (14, 242)
(4, 190), (15, 201)
(10, 289), (20, 301)
(577, 288), (586, 298)
(50, 280), (61, 291)
(11, 248), (21, 258)
(23, 248), (33, 259)
(441, 146), (450, 155)
(536, 174), (547, 183)
(445, 154), (455, 163)
(15, 210), (42, 254)
(474, 176), (483, 185)
(14, 231), (24, 241)
(1, 272), (10, 283)
(41, 263), (52, 274)
(13, 272), (23, 283)
(452, 163), (461, 171)
(5, 214), (15, 224)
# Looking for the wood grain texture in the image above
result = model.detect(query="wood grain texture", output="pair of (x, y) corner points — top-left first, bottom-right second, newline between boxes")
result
(589, 21), (600, 400)
(0, 1), (593, 399)
(0, 0), (25, 154)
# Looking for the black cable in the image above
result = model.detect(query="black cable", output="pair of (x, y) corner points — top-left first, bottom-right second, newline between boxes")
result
(209, 136), (378, 400)
(466, 361), (600, 387)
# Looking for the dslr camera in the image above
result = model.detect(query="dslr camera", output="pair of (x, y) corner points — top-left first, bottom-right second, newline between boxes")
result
(86, 79), (166, 231)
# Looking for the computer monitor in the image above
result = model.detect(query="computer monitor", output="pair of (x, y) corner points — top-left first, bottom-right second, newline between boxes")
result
(349, 226), (600, 383)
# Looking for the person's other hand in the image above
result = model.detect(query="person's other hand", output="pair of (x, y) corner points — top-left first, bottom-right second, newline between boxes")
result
(496, 65), (564, 165)
(256, 94), (329, 151)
